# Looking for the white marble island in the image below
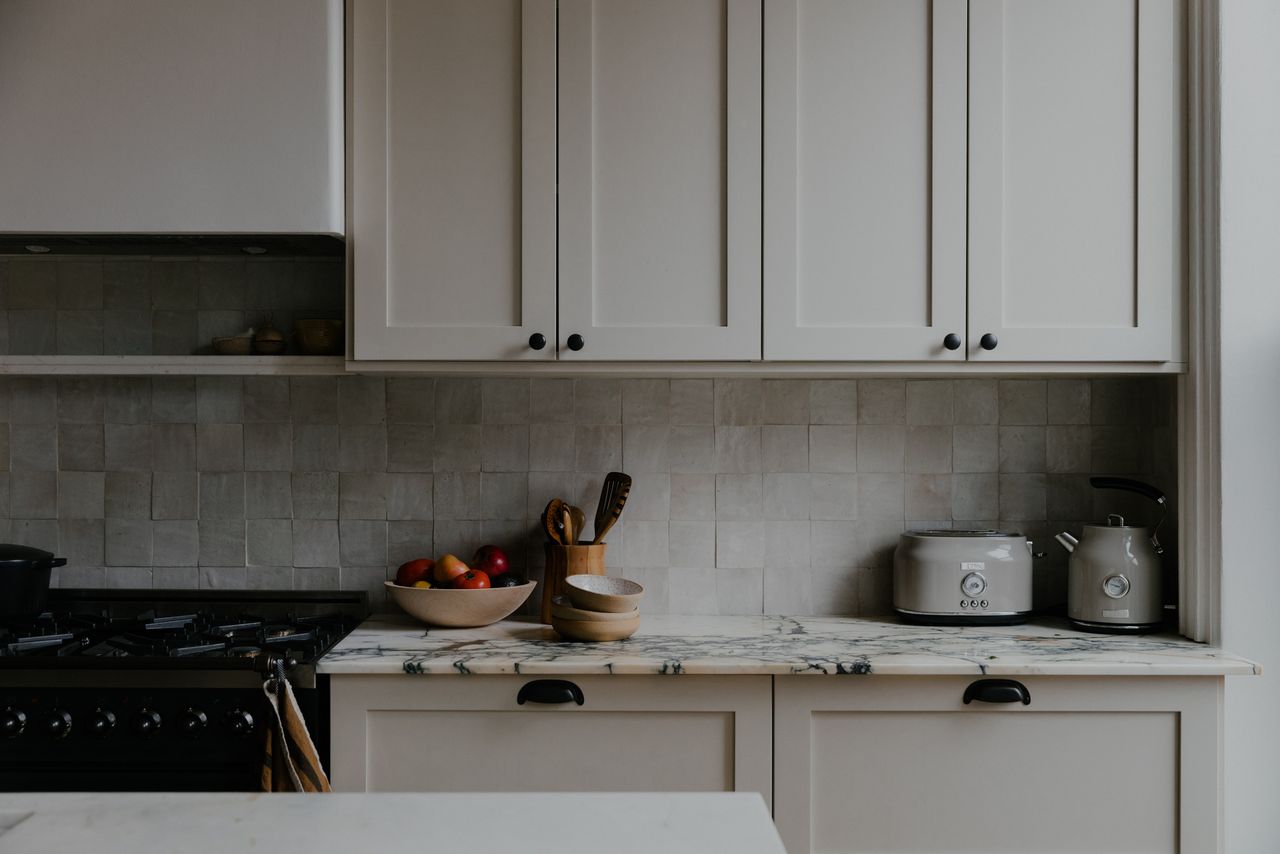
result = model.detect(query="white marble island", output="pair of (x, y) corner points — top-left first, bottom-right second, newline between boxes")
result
(0, 792), (784, 854)
(316, 613), (1259, 677)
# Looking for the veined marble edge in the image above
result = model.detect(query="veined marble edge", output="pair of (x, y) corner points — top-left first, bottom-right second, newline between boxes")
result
(316, 615), (1261, 678)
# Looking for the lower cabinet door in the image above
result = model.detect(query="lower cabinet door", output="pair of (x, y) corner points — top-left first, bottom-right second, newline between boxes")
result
(773, 676), (1221, 854)
(329, 675), (772, 807)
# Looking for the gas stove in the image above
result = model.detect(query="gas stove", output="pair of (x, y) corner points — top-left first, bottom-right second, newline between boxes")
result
(0, 589), (367, 792)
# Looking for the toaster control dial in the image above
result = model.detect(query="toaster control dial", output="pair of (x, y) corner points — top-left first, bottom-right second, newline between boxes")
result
(1102, 574), (1130, 599)
(961, 572), (987, 598)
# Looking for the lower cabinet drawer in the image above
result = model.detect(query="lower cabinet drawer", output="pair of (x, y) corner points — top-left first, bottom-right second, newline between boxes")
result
(773, 675), (1221, 854)
(329, 675), (772, 805)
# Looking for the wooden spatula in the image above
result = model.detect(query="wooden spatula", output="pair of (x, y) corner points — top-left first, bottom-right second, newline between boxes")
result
(591, 472), (632, 545)
(568, 505), (586, 546)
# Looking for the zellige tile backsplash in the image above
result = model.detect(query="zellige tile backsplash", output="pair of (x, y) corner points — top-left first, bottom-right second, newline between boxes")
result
(0, 374), (1176, 617)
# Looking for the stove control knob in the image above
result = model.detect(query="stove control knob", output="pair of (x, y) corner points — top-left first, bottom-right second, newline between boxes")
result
(180, 709), (208, 737)
(0, 708), (27, 738)
(132, 709), (162, 737)
(90, 709), (117, 737)
(226, 709), (256, 737)
(961, 572), (987, 598)
(45, 709), (72, 739)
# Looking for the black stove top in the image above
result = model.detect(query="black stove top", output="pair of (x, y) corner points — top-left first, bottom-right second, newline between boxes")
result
(0, 589), (367, 672)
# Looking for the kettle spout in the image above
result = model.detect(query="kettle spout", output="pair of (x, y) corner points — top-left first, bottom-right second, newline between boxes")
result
(1055, 532), (1078, 553)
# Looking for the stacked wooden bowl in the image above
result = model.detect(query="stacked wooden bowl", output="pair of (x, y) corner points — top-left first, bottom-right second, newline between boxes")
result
(550, 576), (644, 642)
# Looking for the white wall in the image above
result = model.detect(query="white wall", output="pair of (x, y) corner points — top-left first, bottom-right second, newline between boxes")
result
(1220, 1), (1280, 850)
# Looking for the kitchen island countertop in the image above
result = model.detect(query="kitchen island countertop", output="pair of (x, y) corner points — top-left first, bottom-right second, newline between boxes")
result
(316, 614), (1259, 677)
(0, 792), (784, 854)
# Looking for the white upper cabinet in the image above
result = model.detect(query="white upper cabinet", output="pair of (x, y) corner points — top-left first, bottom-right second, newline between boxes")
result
(349, 0), (557, 361)
(556, 0), (762, 361)
(764, 0), (967, 361)
(0, 0), (342, 234)
(967, 0), (1182, 362)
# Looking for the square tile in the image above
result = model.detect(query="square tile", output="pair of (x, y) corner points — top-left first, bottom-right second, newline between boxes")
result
(481, 378), (530, 424)
(1047, 379), (1091, 425)
(905, 474), (952, 520)
(856, 425), (904, 473)
(622, 379), (670, 425)
(623, 520), (669, 566)
(434, 379), (482, 424)
(810, 380), (858, 424)
(810, 521), (859, 568)
(338, 376), (387, 424)
(433, 472), (481, 520)
(999, 473), (1047, 521)
(481, 472), (527, 521)
(10, 379), (57, 423)
(529, 379), (573, 424)
(387, 473), (433, 521)
(153, 520), (198, 566)
(289, 377), (338, 423)
(57, 471), (105, 519)
(292, 520), (339, 567)
(105, 472), (151, 519)
(529, 424), (575, 472)
(713, 379), (762, 425)
(810, 473), (857, 521)
(904, 379), (954, 425)
(57, 423), (103, 472)
(667, 567), (719, 615)
(388, 521), (433, 566)
(1046, 425), (1091, 474)
(196, 423), (244, 471)
(809, 426), (857, 473)
(575, 425), (622, 472)
(11, 472), (56, 519)
(151, 472), (198, 520)
(55, 310), (105, 355)
(905, 425), (952, 473)
(762, 425), (808, 473)
(857, 473), (904, 520)
(9, 310), (55, 355)
(763, 472), (810, 521)
(247, 518), (294, 566)
(668, 521), (714, 568)
(152, 423), (196, 471)
(196, 377), (243, 423)
(292, 471), (338, 519)
(339, 521), (387, 566)
(715, 473), (762, 521)
(106, 519), (152, 566)
(622, 425), (669, 472)
(668, 426), (714, 473)
(11, 424), (57, 470)
(103, 377), (151, 424)
(245, 471), (292, 519)
(243, 422), (292, 471)
(151, 378), (196, 423)
(714, 426), (761, 473)
(104, 424), (151, 471)
(102, 311), (152, 355)
(953, 379), (998, 424)
(482, 424), (529, 472)
(763, 380), (810, 425)
(669, 474), (716, 521)
(150, 310), (197, 354)
(763, 558), (812, 614)
(857, 380), (905, 424)
(385, 378), (436, 424)
(715, 521), (763, 569)
(1047, 473), (1092, 520)
(103, 261), (150, 308)
(669, 380), (713, 425)
(953, 425), (998, 473)
(338, 423), (388, 471)
(199, 472), (245, 519)
(573, 379), (621, 424)
(386, 423), (433, 472)
(998, 380), (1047, 425)
(7, 260), (57, 308)
(952, 473), (999, 520)
(59, 518), (104, 566)
(199, 519), (245, 566)
(998, 425), (1047, 473)
(339, 472), (387, 519)
(716, 567), (763, 615)
(432, 424), (481, 472)
(57, 377), (104, 422)
(292, 423), (338, 471)
(243, 377), (290, 422)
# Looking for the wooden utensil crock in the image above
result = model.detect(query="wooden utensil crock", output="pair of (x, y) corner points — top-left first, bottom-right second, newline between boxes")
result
(541, 542), (607, 624)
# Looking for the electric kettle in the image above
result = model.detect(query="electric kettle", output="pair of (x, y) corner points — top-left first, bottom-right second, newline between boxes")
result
(1055, 477), (1166, 633)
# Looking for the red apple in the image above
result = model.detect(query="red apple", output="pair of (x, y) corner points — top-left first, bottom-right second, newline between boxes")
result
(394, 558), (435, 587)
(453, 569), (491, 590)
(471, 545), (510, 578)
(434, 554), (469, 585)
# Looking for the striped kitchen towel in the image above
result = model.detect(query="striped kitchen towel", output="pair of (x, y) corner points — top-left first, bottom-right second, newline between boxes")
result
(260, 677), (331, 792)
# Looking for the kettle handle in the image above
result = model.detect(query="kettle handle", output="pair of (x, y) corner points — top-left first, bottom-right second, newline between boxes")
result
(1089, 477), (1166, 555)
(1088, 476), (1166, 505)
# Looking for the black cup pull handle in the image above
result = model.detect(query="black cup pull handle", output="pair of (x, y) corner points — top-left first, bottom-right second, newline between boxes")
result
(963, 678), (1030, 706)
(517, 679), (585, 706)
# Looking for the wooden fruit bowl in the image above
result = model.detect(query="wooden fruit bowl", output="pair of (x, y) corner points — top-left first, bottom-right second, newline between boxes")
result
(385, 580), (536, 628)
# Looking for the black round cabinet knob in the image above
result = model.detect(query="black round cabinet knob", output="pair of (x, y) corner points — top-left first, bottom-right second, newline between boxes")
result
(45, 709), (72, 739)
(180, 708), (208, 737)
(90, 709), (117, 737)
(528, 333), (546, 350)
(943, 333), (962, 351)
(1, 708), (27, 738)
(980, 333), (999, 351)
(226, 709), (256, 737)
(133, 709), (162, 737)
(567, 334), (585, 352)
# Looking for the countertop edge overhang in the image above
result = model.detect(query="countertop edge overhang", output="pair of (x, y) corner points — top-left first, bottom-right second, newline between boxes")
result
(316, 615), (1261, 678)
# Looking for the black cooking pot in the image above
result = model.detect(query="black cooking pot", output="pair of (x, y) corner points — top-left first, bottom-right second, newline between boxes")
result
(0, 544), (66, 618)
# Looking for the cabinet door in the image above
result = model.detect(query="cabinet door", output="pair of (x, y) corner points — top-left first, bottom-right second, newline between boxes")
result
(773, 675), (1221, 854)
(764, 0), (967, 361)
(330, 675), (772, 807)
(968, 0), (1182, 362)
(350, 0), (557, 360)
(557, 0), (762, 361)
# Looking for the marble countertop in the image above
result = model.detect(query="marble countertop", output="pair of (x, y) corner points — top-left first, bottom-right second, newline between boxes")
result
(0, 792), (784, 854)
(316, 614), (1260, 677)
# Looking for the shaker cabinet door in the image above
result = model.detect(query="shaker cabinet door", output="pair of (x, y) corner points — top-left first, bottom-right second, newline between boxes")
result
(556, 0), (763, 361)
(350, 0), (557, 360)
(967, 0), (1182, 362)
(763, 0), (967, 361)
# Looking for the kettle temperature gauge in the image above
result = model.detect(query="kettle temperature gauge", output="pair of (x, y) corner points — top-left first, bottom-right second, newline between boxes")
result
(1102, 574), (1130, 599)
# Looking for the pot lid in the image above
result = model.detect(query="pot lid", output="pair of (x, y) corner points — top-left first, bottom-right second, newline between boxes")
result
(0, 544), (59, 566)
(905, 529), (1021, 538)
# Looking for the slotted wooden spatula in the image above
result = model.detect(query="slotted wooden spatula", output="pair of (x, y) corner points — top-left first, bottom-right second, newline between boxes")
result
(591, 472), (632, 545)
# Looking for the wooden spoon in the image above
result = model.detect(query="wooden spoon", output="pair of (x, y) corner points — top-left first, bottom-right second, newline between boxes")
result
(592, 472), (632, 545)
(543, 498), (566, 544)
(562, 507), (575, 547)
(568, 505), (587, 547)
